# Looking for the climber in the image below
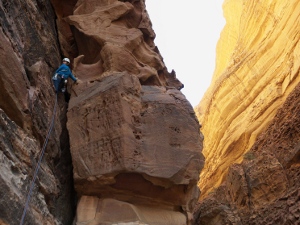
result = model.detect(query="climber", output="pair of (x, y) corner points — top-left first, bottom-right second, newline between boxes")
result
(52, 58), (80, 93)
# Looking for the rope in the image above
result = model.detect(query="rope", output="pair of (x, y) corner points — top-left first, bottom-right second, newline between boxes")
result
(19, 93), (58, 225)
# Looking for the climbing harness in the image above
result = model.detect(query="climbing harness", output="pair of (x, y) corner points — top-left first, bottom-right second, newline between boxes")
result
(19, 93), (58, 225)
(52, 74), (68, 93)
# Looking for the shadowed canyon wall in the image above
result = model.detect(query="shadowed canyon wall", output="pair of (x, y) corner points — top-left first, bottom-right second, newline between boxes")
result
(194, 0), (300, 224)
(0, 0), (204, 224)
(0, 0), (75, 224)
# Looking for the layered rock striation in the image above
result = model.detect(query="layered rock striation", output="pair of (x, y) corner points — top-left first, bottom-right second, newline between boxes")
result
(194, 0), (300, 224)
(194, 82), (300, 224)
(196, 0), (300, 198)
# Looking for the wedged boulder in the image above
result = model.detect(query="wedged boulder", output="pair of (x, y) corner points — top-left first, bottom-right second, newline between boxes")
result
(67, 72), (204, 223)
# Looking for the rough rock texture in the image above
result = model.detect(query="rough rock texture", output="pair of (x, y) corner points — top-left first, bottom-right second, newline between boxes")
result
(193, 83), (300, 224)
(0, 0), (75, 224)
(52, 1), (205, 224)
(193, 0), (300, 224)
(0, 0), (204, 224)
(195, 0), (300, 198)
(76, 196), (187, 225)
(68, 72), (203, 224)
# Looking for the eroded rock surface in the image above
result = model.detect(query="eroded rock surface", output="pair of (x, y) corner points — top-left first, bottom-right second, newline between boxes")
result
(0, 0), (75, 224)
(76, 196), (187, 225)
(196, 0), (300, 198)
(1, 0), (203, 224)
(194, 83), (300, 224)
(193, 0), (300, 224)
(68, 72), (203, 223)
(58, 1), (204, 223)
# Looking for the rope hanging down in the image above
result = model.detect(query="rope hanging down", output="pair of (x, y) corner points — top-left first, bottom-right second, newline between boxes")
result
(19, 93), (58, 225)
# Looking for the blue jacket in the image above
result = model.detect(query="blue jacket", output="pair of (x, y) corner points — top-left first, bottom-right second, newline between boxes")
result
(55, 64), (77, 81)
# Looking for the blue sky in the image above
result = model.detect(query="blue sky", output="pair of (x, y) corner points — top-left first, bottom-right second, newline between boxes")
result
(146, 1), (225, 107)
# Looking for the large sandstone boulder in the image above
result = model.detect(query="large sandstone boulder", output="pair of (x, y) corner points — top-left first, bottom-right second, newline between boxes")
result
(68, 72), (203, 223)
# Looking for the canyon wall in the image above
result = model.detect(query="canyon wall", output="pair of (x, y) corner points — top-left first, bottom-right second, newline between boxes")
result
(196, 0), (300, 197)
(0, 0), (204, 224)
(0, 0), (75, 224)
(194, 0), (300, 224)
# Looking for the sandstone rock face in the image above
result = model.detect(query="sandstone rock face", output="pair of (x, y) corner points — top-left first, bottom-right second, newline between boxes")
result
(193, 0), (300, 224)
(68, 73), (203, 222)
(194, 83), (300, 224)
(76, 196), (187, 225)
(195, 0), (300, 198)
(0, 0), (203, 224)
(0, 0), (75, 224)
(51, 0), (183, 90)
(56, 1), (205, 224)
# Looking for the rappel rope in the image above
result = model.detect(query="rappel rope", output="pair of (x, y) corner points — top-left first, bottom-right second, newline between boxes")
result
(19, 93), (58, 225)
